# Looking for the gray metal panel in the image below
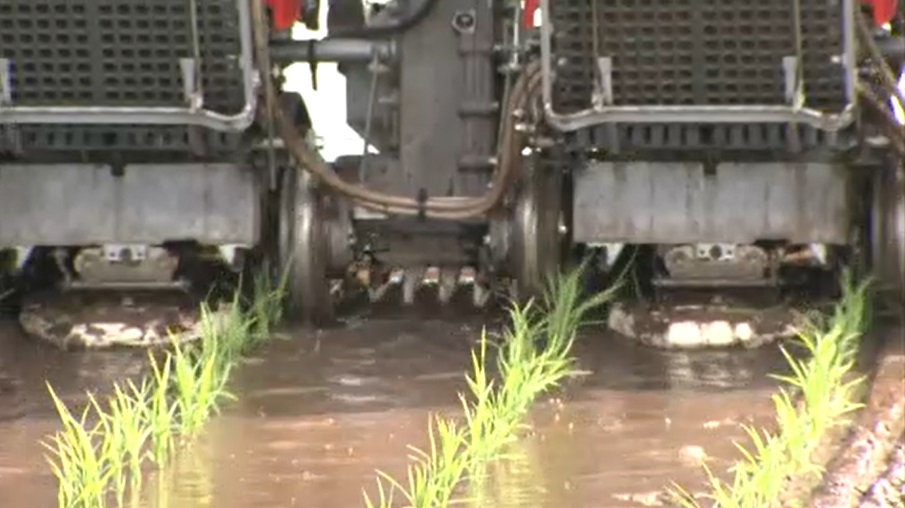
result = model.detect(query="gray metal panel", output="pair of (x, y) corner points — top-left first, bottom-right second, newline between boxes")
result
(396, 0), (496, 198)
(572, 161), (851, 244)
(344, 63), (397, 155)
(0, 163), (259, 246)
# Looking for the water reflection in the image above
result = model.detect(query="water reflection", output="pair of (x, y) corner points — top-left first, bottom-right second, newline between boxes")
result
(0, 317), (839, 507)
(468, 433), (547, 508)
(140, 436), (216, 508)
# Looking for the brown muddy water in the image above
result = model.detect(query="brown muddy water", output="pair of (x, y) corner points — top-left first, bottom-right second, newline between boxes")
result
(0, 315), (893, 508)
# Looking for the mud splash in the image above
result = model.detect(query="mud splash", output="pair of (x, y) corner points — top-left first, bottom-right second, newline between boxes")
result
(0, 315), (886, 507)
(18, 290), (226, 350)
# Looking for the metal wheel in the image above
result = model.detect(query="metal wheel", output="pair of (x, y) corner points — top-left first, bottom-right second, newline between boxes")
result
(278, 165), (333, 324)
(870, 158), (905, 312)
(509, 152), (566, 302)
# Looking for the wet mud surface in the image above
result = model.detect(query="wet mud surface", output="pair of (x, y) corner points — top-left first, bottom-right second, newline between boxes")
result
(811, 331), (905, 508)
(19, 290), (214, 349)
(607, 301), (808, 349)
(0, 315), (897, 507)
(858, 437), (905, 507)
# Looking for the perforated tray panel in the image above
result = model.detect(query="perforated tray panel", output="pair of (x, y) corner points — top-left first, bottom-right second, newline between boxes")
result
(1, 124), (245, 153)
(549, 0), (850, 114)
(0, 0), (246, 115)
(0, 0), (250, 152)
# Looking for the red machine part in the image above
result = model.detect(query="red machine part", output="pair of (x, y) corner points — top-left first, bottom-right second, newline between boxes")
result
(523, 0), (539, 28)
(266, 0), (301, 31)
(862, 0), (899, 26)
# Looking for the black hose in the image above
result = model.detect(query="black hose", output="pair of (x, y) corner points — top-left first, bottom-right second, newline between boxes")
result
(326, 0), (440, 40)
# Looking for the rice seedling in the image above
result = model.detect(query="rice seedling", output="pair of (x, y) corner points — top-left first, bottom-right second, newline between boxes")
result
(44, 378), (163, 508)
(169, 331), (235, 438)
(669, 270), (872, 508)
(95, 379), (154, 505)
(43, 385), (114, 508)
(363, 262), (620, 508)
(145, 351), (177, 467)
(247, 267), (289, 345)
(373, 415), (473, 508)
(42, 273), (285, 508)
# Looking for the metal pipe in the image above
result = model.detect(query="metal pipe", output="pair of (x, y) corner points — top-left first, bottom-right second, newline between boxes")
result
(269, 38), (395, 63)
(878, 35), (905, 61)
(0, 0), (260, 132)
(540, 101), (857, 133)
(842, 0), (857, 104)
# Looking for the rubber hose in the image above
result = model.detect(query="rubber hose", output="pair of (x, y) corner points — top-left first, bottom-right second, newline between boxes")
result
(267, 64), (543, 217)
(344, 73), (547, 219)
(858, 83), (905, 156)
(856, 9), (905, 113)
(271, 69), (541, 216)
(250, 0), (543, 218)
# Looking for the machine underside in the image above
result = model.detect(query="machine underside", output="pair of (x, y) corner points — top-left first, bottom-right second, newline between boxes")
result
(0, 0), (902, 349)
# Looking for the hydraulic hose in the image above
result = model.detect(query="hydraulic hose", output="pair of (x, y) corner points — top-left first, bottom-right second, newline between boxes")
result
(859, 81), (905, 156)
(856, 9), (905, 117)
(326, 0), (440, 40)
(252, 0), (542, 219)
(855, 9), (905, 156)
(270, 66), (542, 219)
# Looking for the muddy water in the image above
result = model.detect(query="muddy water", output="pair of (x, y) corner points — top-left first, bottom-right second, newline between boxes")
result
(0, 315), (838, 508)
(0, 320), (148, 507)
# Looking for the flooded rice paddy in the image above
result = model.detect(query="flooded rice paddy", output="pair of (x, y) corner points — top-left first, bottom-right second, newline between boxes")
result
(0, 315), (897, 507)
